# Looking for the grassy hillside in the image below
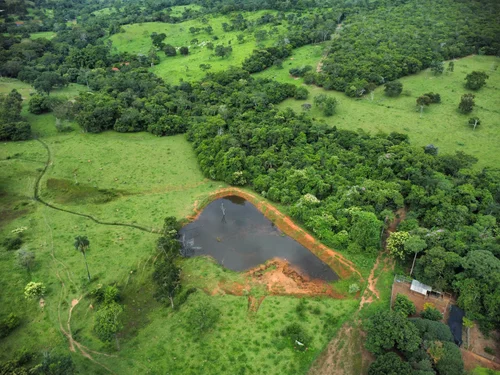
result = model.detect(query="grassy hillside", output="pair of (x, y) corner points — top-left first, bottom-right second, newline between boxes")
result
(110, 11), (288, 83)
(276, 55), (500, 169)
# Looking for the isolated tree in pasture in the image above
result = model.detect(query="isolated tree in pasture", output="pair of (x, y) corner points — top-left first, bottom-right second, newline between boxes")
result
(447, 61), (454, 73)
(384, 81), (403, 97)
(237, 34), (245, 44)
(74, 235), (91, 281)
(430, 60), (444, 75)
(150, 32), (166, 49)
(458, 93), (475, 113)
(164, 44), (176, 57)
(205, 25), (213, 34)
(464, 71), (489, 90)
(416, 95), (432, 117)
(199, 63), (212, 72)
(294, 87), (309, 100)
(179, 46), (189, 55)
(214, 45), (232, 58)
(468, 117), (480, 131)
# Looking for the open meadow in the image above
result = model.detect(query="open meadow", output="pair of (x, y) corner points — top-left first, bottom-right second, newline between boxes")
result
(0, 81), (359, 374)
(275, 55), (500, 169)
(110, 11), (290, 84)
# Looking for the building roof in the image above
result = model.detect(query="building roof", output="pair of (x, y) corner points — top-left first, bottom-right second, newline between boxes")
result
(410, 279), (432, 295)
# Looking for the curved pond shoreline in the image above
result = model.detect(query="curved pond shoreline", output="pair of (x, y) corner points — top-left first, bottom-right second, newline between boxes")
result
(184, 187), (363, 281)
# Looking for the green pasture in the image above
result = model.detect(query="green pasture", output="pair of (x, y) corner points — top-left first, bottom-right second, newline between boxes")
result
(472, 368), (500, 375)
(0, 78), (86, 100)
(110, 11), (288, 83)
(278, 55), (500, 169)
(30, 31), (56, 40)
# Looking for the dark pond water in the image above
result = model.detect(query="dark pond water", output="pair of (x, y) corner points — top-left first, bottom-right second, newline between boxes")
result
(179, 196), (338, 281)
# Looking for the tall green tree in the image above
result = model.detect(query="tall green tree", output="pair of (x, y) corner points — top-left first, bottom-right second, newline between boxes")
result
(464, 71), (489, 90)
(74, 236), (91, 281)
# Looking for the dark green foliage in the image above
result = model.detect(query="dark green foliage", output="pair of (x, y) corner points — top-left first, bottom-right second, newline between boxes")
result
(464, 71), (489, 90)
(430, 61), (444, 75)
(94, 302), (123, 342)
(384, 81), (403, 97)
(313, 94), (337, 116)
(409, 318), (454, 343)
(0, 90), (31, 141)
(153, 258), (181, 308)
(179, 46), (189, 55)
(320, 0), (500, 93)
(289, 65), (312, 78)
(33, 71), (67, 94)
(185, 297), (220, 335)
(150, 32), (166, 49)
(2, 235), (23, 251)
(394, 294), (416, 317)
(458, 93), (475, 113)
(280, 322), (312, 352)
(435, 341), (464, 375)
(0, 313), (21, 338)
(214, 44), (233, 58)
(468, 117), (481, 131)
(368, 352), (412, 375)
(294, 87), (309, 100)
(164, 44), (177, 57)
(365, 310), (420, 354)
(421, 307), (443, 321)
(39, 353), (75, 375)
(424, 93), (441, 104)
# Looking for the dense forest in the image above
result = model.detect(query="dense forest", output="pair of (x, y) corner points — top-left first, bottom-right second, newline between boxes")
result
(1, 0), (500, 373)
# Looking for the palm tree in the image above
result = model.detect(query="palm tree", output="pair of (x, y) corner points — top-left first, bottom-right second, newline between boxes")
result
(74, 236), (91, 282)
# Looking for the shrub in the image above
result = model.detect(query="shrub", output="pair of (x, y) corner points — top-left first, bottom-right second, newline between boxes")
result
(394, 294), (416, 317)
(93, 302), (123, 342)
(24, 282), (45, 299)
(0, 313), (21, 338)
(421, 306), (443, 321)
(368, 352), (412, 375)
(2, 235), (23, 250)
(185, 298), (220, 335)
(280, 322), (312, 351)
(484, 346), (495, 355)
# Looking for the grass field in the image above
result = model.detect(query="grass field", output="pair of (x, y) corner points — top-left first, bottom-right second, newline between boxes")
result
(110, 11), (289, 83)
(276, 55), (500, 169)
(30, 31), (56, 40)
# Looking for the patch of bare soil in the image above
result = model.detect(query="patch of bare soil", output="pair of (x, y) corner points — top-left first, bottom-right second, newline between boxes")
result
(461, 348), (500, 372)
(308, 321), (374, 375)
(209, 259), (346, 305)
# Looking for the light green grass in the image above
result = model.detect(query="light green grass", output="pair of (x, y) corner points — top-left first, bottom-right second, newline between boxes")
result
(278, 55), (500, 168)
(169, 4), (203, 17)
(110, 11), (288, 83)
(254, 43), (327, 82)
(472, 368), (500, 375)
(0, 78), (86, 100)
(30, 31), (56, 40)
(91, 7), (115, 16)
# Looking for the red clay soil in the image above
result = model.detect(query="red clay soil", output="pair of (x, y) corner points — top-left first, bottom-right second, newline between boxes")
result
(209, 258), (346, 300)
(187, 188), (362, 282)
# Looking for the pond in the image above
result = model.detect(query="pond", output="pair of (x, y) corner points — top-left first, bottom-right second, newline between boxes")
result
(179, 196), (338, 281)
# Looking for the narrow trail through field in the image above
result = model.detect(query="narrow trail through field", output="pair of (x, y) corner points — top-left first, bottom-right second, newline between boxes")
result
(309, 209), (407, 375)
(41, 208), (117, 373)
(34, 138), (157, 233)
